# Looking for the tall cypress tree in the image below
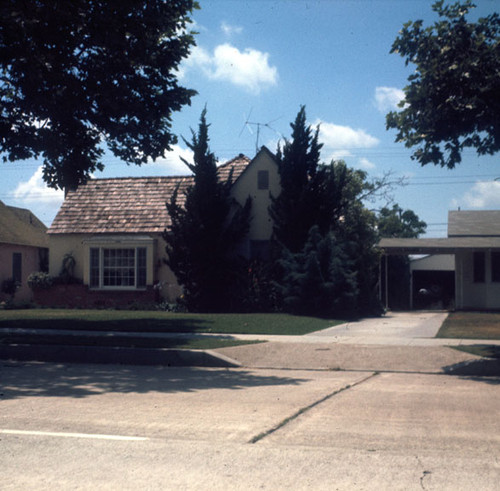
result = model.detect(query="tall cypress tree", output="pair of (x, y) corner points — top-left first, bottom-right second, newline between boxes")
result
(270, 106), (324, 253)
(163, 109), (252, 312)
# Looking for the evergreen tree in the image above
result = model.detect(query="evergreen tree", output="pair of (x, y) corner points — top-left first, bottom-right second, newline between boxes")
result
(270, 106), (324, 253)
(277, 226), (358, 317)
(163, 109), (252, 312)
(271, 108), (387, 316)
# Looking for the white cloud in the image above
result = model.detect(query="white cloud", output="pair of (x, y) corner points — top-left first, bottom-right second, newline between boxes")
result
(315, 120), (379, 149)
(181, 43), (278, 94)
(221, 21), (243, 36)
(148, 144), (194, 175)
(10, 166), (64, 226)
(374, 86), (405, 112)
(12, 166), (64, 206)
(458, 181), (500, 208)
(358, 157), (376, 170)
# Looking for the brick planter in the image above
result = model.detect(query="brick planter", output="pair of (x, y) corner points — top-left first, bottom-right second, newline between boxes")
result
(33, 284), (156, 309)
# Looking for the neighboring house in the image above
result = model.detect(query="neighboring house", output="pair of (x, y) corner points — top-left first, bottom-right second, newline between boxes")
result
(0, 200), (49, 303)
(45, 146), (279, 308)
(380, 210), (500, 310)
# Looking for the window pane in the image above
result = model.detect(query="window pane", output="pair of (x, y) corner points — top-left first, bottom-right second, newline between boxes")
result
(102, 248), (135, 286)
(90, 248), (100, 287)
(492, 252), (500, 282)
(473, 251), (485, 283)
(137, 248), (147, 287)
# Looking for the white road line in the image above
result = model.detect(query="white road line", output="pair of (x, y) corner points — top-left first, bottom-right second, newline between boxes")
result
(0, 429), (148, 441)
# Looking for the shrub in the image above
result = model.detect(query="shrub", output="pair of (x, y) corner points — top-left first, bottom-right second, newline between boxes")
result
(1, 277), (19, 297)
(27, 271), (53, 290)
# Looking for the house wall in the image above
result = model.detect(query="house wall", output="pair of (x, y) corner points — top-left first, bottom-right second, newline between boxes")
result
(455, 250), (500, 310)
(230, 150), (280, 241)
(0, 243), (44, 303)
(49, 234), (86, 279)
(49, 233), (182, 304)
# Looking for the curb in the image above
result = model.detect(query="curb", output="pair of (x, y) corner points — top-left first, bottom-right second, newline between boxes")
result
(0, 344), (241, 368)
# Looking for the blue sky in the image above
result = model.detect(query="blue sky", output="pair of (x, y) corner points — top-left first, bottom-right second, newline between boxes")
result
(2, 0), (499, 235)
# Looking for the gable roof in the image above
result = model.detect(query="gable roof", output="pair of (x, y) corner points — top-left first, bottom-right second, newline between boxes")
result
(48, 154), (251, 235)
(0, 200), (48, 247)
(448, 210), (500, 237)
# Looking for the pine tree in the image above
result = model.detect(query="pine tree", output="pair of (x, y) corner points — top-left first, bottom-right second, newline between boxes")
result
(163, 109), (252, 312)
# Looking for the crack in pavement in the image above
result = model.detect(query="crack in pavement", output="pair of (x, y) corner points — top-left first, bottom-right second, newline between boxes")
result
(248, 371), (379, 444)
(416, 456), (432, 490)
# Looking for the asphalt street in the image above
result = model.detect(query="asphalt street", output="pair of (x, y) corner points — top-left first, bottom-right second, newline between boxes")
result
(1, 360), (499, 490)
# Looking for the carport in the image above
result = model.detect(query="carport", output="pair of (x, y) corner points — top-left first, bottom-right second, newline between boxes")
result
(379, 236), (500, 311)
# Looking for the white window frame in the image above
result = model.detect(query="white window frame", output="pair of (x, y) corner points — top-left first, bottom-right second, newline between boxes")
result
(83, 236), (153, 290)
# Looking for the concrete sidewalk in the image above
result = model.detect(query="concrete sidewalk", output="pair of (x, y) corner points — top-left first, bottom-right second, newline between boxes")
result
(215, 312), (500, 374)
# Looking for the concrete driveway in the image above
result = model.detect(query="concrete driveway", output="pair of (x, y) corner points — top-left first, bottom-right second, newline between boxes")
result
(307, 311), (449, 344)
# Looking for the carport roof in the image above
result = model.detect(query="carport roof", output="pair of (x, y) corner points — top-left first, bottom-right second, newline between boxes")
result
(379, 237), (500, 255)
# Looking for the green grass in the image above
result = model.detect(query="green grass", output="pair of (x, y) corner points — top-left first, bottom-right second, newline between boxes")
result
(0, 309), (342, 335)
(437, 312), (500, 339)
(452, 344), (500, 359)
(0, 332), (260, 350)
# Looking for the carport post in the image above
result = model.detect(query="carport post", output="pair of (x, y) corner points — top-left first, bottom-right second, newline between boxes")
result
(385, 254), (389, 310)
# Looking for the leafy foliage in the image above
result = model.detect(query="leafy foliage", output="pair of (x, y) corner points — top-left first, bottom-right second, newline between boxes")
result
(387, 1), (500, 168)
(378, 204), (427, 238)
(27, 271), (53, 290)
(163, 109), (252, 312)
(0, 0), (198, 191)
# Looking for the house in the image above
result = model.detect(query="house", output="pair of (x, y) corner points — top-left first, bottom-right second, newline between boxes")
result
(44, 146), (279, 308)
(379, 210), (500, 310)
(0, 200), (49, 303)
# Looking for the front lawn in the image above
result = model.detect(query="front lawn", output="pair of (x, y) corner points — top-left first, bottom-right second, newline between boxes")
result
(437, 311), (500, 339)
(452, 344), (500, 359)
(0, 309), (342, 336)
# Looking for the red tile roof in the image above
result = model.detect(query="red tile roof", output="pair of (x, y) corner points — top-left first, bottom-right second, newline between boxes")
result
(49, 155), (251, 234)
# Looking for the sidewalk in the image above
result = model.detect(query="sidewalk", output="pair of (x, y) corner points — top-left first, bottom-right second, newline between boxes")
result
(2, 311), (500, 372)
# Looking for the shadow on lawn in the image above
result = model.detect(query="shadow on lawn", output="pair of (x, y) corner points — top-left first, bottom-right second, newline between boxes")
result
(0, 317), (213, 333)
(0, 362), (307, 400)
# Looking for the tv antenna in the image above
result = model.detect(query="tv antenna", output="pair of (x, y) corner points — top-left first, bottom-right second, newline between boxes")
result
(239, 108), (282, 153)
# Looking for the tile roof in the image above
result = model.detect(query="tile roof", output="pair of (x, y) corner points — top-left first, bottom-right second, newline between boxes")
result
(0, 200), (48, 247)
(49, 154), (251, 235)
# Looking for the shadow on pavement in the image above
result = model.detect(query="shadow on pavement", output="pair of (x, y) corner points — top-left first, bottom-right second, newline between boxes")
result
(443, 358), (500, 379)
(0, 362), (308, 400)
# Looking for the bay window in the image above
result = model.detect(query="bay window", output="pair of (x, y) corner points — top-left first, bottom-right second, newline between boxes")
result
(85, 236), (152, 289)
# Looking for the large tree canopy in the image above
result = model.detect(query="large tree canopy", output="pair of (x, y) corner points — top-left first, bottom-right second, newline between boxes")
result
(0, 0), (198, 191)
(387, 1), (500, 168)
